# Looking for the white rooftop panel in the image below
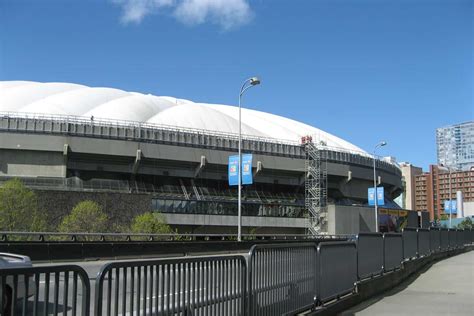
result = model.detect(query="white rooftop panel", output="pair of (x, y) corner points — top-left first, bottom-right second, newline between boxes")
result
(0, 80), (366, 154)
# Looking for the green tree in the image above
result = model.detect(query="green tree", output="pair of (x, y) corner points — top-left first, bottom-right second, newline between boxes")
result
(457, 217), (473, 230)
(59, 200), (108, 234)
(440, 214), (449, 221)
(0, 178), (47, 232)
(130, 212), (172, 235)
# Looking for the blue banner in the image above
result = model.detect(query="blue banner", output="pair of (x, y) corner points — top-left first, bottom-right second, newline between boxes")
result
(241, 154), (253, 185)
(368, 187), (385, 206)
(368, 188), (375, 206)
(377, 187), (385, 205)
(228, 154), (253, 186)
(228, 155), (239, 186)
(444, 200), (457, 214)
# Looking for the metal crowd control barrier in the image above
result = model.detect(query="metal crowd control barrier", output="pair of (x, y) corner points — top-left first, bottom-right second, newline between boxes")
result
(456, 229), (464, 248)
(464, 229), (471, 245)
(448, 229), (457, 249)
(402, 228), (418, 260)
(440, 228), (449, 250)
(417, 228), (430, 257)
(248, 243), (317, 316)
(383, 233), (403, 272)
(317, 241), (357, 304)
(94, 255), (246, 316)
(429, 227), (441, 253)
(356, 233), (383, 280)
(0, 265), (90, 316)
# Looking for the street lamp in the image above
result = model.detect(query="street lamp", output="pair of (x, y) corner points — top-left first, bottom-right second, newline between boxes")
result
(373, 141), (387, 233)
(448, 166), (452, 229)
(238, 77), (261, 241)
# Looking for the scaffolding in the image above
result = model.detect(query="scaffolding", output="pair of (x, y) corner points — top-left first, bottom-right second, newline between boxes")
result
(303, 136), (328, 235)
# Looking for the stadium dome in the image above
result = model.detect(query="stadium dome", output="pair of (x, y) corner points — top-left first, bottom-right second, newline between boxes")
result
(0, 81), (366, 153)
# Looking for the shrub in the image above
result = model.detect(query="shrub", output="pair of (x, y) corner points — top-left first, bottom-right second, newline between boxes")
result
(59, 200), (108, 234)
(130, 212), (172, 235)
(0, 178), (47, 233)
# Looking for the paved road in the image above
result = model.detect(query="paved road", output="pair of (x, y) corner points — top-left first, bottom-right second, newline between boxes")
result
(342, 251), (474, 316)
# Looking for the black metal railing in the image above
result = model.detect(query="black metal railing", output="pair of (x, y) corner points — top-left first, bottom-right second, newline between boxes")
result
(0, 231), (349, 243)
(0, 228), (472, 316)
(248, 243), (317, 316)
(0, 265), (90, 316)
(94, 256), (246, 316)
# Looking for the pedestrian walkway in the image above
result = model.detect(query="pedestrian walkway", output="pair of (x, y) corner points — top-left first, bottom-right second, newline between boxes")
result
(342, 251), (474, 315)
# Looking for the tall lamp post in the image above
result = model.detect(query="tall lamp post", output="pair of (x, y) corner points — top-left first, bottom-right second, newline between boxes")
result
(373, 141), (387, 233)
(448, 166), (452, 228)
(238, 77), (261, 241)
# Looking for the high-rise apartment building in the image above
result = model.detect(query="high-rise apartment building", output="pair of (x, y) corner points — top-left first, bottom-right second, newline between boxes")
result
(436, 121), (474, 171)
(415, 165), (474, 220)
(398, 162), (423, 210)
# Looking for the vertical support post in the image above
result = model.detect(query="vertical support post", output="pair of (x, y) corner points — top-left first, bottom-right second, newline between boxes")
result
(373, 156), (378, 233)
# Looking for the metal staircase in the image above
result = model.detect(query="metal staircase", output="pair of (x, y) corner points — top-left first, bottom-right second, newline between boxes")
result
(304, 140), (328, 235)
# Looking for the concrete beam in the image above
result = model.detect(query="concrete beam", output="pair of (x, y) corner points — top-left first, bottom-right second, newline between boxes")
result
(194, 155), (206, 178)
(253, 160), (263, 177)
(131, 149), (142, 182)
(62, 144), (69, 177)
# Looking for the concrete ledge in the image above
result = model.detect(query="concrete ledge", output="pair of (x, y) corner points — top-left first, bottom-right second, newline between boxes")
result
(310, 246), (473, 315)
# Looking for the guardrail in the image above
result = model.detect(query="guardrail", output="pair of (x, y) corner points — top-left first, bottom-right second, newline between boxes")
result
(248, 243), (317, 316)
(402, 228), (418, 260)
(417, 228), (430, 257)
(0, 231), (350, 242)
(440, 228), (449, 250)
(317, 241), (357, 304)
(356, 233), (384, 279)
(0, 265), (90, 316)
(383, 233), (403, 272)
(429, 227), (441, 252)
(95, 255), (246, 316)
(1, 228), (472, 315)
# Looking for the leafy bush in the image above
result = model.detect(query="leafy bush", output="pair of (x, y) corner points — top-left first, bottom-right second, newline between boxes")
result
(0, 178), (47, 232)
(59, 200), (108, 234)
(457, 217), (473, 230)
(130, 212), (172, 235)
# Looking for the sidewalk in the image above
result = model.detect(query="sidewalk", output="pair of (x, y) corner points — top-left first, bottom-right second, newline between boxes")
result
(342, 251), (474, 315)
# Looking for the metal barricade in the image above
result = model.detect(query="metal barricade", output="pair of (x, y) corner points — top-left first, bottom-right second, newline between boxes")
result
(383, 233), (403, 272)
(448, 229), (457, 249)
(0, 265), (90, 316)
(463, 229), (470, 245)
(440, 228), (449, 251)
(456, 229), (464, 248)
(429, 227), (441, 253)
(402, 228), (418, 260)
(317, 241), (357, 304)
(356, 233), (383, 280)
(417, 228), (430, 257)
(248, 243), (317, 316)
(94, 255), (246, 316)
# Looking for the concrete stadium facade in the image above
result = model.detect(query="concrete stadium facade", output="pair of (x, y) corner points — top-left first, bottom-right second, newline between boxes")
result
(0, 81), (402, 234)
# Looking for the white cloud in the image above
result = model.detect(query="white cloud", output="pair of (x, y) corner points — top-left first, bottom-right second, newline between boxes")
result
(113, 0), (175, 24)
(174, 0), (252, 30)
(113, 0), (253, 29)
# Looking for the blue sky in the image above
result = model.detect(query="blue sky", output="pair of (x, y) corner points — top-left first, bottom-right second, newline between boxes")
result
(1, 0), (472, 170)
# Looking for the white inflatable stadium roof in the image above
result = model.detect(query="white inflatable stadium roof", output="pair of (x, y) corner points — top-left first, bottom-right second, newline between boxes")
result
(0, 81), (366, 154)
